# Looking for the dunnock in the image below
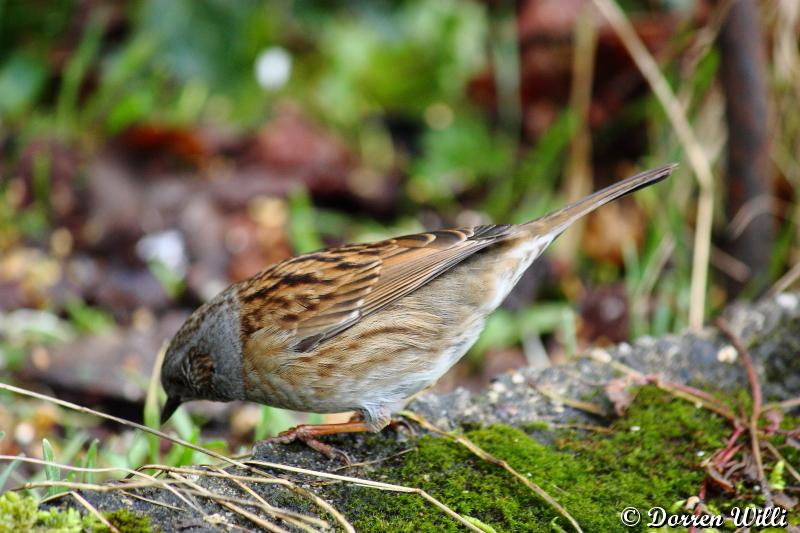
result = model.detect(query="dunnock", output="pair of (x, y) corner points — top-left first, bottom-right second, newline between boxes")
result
(160, 164), (674, 458)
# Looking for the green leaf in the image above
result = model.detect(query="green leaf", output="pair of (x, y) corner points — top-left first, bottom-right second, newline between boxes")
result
(769, 460), (786, 492)
(255, 406), (295, 441)
(506, 110), (577, 224)
(126, 433), (149, 469)
(519, 303), (573, 335)
(65, 300), (115, 334)
(170, 406), (196, 442)
(57, 11), (106, 132)
(82, 439), (99, 484)
(0, 53), (47, 116)
(464, 515), (498, 533)
(148, 259), (185, 299)
(410, 115), (514, 206)
(143, 378), (161, 465)
(0, 457), (21, 491)
(288, 187), (323, 254)
(105, 91), (155, 134)
(41, 439), (63, 497)
(59, 432), (89, 467)
(469, 309), (519, 358)
(549, 516), (569, 533)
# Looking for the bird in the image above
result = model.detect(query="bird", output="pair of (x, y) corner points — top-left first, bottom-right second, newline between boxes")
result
(160, 164), (675, 459)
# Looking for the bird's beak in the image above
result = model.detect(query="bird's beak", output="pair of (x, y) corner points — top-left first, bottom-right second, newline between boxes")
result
(160, 396), (182, 425)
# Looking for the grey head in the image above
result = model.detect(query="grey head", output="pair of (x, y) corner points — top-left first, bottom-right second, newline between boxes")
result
(160, 289), (246, 424)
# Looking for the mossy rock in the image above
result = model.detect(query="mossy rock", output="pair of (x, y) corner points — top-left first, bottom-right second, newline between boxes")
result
(332, 387), (730, 532)
(40, 294), (800, 531)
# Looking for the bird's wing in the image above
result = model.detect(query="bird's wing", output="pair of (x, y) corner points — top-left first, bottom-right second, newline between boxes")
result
(237, 224), (517, 351)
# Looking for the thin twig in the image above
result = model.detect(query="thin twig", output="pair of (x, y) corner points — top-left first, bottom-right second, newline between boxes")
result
(764, 441), (800, 485)
(136, 465), (291, 486)
(768, 262), (800, 297)
(646, 376), (739, 422)
(172, 488), (316, 518)
(117, 490), (185, 512)
(0, 382), (239, 467)
(546, 423), (613, 434)
(20, 480), (168, 493)
(400, 410), (584, 533)
(0, 454), (201, 512)
(765, 396), (800, 412)
(144, 341), (168, 464)
(712, 425), (746, 470)
(583, 351), (739, 421)
(139, 464), (347, 532)
(210, 466), (327, 533)
(142, 464), (329, 531)
(278, 481), (354, 533)
(332, 447), (416, 472)
(169, 472), (289, 533)
(0, 381), (352, 529)
(69, 491), (120, 533)
(532, 383), (607, 416)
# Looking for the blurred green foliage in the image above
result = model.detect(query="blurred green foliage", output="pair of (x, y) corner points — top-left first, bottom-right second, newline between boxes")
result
(5, 1), (787, 502)
(0, 0), (719, 376)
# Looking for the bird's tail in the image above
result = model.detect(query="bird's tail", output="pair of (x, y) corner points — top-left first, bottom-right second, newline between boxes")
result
(523, 163), (677, 236)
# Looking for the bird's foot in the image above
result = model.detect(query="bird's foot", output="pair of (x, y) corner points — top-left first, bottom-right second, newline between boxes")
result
(260, 421), (372, 463)
(387, 417), (416, 437)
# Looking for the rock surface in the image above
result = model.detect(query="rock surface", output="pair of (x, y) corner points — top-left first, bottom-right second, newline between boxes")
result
(62, 294), (800, 531)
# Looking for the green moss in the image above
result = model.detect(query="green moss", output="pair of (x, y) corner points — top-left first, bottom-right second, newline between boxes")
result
(0, 491), (155, 533)
(340, 386), (731, 532)
(0, 492), (87, 533)
(0, 492), (39, 533)
(96, 509), (155, 533)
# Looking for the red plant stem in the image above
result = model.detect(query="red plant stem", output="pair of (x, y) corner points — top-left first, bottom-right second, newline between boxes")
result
(715, 317), (772, 507)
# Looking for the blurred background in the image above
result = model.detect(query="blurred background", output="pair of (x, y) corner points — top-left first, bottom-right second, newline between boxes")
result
(0, 0), (798, 479)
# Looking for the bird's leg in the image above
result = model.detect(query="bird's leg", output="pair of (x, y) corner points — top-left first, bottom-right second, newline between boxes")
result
(263, 420), (372, 462)
(349, 411), (415, 436)
(386, 417), (416, 436)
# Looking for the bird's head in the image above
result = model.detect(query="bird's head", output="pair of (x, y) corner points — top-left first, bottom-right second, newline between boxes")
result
(159, 291), (246, 424)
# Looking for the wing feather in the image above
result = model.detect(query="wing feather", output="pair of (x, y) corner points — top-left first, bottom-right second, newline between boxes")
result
(237, 225), (519, 351)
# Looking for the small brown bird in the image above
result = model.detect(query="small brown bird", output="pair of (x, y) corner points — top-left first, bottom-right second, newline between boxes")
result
(160, 164), (674, 458)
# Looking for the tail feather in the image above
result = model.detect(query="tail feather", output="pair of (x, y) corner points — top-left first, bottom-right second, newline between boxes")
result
(524, 163), (676, 236)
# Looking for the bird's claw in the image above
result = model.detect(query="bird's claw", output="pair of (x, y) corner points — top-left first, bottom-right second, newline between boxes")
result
(261, 426), (353, 463)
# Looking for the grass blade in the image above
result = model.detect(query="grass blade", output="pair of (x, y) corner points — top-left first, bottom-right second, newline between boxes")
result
(82, 439), (99, 484)
(41, 439), (62, 497)
(0, 457), (21, 491)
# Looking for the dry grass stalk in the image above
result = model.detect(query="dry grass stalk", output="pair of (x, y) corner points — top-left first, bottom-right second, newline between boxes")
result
(69, 490), (120, 533)
(0, 382), (357, 530)
(245, 459), (485, 533)
(2, 455), (201, 512)
(532, 384), (607, 416)
(168, 472), (289, 533)
(558, 4), (597, 260)
(592, 0), (717, 331)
